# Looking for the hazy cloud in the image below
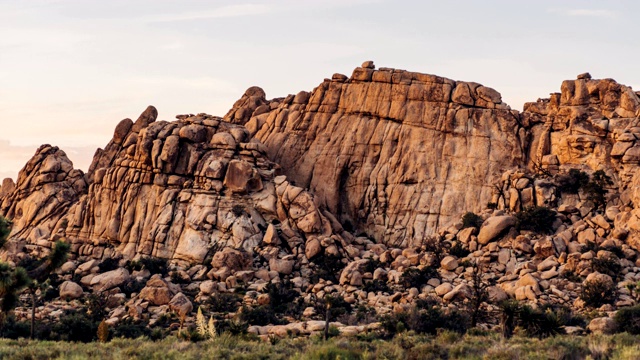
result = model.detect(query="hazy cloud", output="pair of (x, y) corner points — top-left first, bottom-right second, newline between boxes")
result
(549, 8), (617, 19)
(142, 4), (270, 23)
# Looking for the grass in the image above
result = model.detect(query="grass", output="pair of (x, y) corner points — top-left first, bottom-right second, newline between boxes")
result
(0, 332), (639, 360)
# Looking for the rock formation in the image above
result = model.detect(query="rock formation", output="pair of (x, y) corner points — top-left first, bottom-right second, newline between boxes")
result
(232, 62), (526, 247)
(3, 62), (640, 339)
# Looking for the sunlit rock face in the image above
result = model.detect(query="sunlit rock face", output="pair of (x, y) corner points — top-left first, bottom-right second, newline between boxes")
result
(232, 63), (526, 247)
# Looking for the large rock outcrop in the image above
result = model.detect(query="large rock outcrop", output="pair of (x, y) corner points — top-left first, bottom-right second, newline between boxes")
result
(231, 62), (526, 247)
(0, 145), (87, 256)
(57, 110), (350, 266)
(523, 74), (640, 184)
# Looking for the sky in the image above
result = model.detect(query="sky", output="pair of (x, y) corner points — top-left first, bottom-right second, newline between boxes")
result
(1, 0), (639, 180)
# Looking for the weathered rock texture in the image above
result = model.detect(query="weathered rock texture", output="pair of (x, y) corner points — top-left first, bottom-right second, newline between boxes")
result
(523, 75), (640, 182)
(66, 110), (350, 265)
(231, 63), (526, 247)
(0, 145), (87, 257)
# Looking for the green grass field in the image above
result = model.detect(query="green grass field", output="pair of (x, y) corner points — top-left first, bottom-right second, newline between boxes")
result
(0, 332), (639, 360)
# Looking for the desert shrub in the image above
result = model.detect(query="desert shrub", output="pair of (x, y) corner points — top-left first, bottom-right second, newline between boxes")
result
(240, 305), (282, 326)
(557, 169), (590, 194)
(216, 319), (249, 336)
(52, 311), (97, 342)
(550, 305), (587, 327)
(231, 204), (245, 217)
(581, 278), (618, 308)
(98, 257), (121, 273)
(267, 281), (303, 316)
(424, 236), (447, 264)
(560, 270), (583, 283)
(42, 286), (59, 302)
(591, 254), (622, 281)
(364, 256), (382, 274)
(449, 241), (470, 258)
(461, 212), (484, 229)
(126, 257), (168, 276)
(111, 318), (150, 339)
(121, 278), (145, 297)
(401, 266), (438, 289)
(311, 254), (345, 283)
(0, 216), (10, 248)
(584, 170), (613, 211)
(208, 292), (241, 313)
(516, 206), (556, 233)
(85, 293), (109, 322)
(314, 294), (353, 321)
(380, 300), (468, 338)
(518, 305), (565, 338)
(0, 315), (31, 339)
(363, 279), (390, 293)
(614, 306), (640, 334)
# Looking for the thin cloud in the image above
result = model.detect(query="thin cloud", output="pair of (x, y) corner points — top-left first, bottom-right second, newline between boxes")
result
(549, 8), (617, 19)
(142, 4), (270, 23)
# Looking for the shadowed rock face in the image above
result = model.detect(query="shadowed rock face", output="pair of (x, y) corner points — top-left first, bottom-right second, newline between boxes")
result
(232, 64), (527, 247)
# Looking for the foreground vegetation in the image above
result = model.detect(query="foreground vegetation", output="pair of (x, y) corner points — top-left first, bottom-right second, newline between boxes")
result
(0, 332), (640, 360)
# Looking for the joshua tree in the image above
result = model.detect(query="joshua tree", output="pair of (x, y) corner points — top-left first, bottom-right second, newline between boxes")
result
(0, 216), (32, 330)
(25, 240), (70, 339)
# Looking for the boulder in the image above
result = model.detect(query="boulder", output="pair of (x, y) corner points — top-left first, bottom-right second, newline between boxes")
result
(477, 216), (516, 244)
(59, 281), (83, 300)
(169, 293), (193, 318)
(587, 317), (617, 334)
(90, 268), (130, 292)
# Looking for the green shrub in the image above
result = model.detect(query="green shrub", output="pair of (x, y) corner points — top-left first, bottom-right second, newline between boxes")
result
(516, 206), (556, 233)
(98, 257), (121, 273)
(557, 169), (590, 194)
(379, 299), (468, 338)
(364, 256), (382, 274)
(401, 266), (438, 289)
(121, 278), (146, 297)
(518, 305), (565, 338)
(0, 315), (31, 339)
(0, 216), (10, 248)
(240, 305), (282, 326)
(584, 170), (613, 211)
(126, 257), (168, 276)
(208, 292), (241, 313)
(449, 242), (470, 258)
(580, 278), (618, 308)
(311, 254), (345, 283)
(615, 306), (640, 334)
(52, 311), (98, 343)
(111, 318), (151, 339)
(591, 254), (622, 281)
(461, 212), (484, 229)
(363, 279), (390, 293)
(266, 281), (303, 316)
(215, 319), (249, 336)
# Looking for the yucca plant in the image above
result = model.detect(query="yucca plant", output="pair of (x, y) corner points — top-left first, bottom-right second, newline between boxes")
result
(196, 307), (217, 340)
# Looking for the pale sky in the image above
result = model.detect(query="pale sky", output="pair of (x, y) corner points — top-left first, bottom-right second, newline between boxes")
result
(1, 0), (638, 180)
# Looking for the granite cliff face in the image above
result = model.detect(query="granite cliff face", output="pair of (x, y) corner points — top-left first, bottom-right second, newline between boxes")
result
(232, 62), (526, 247)
(3, 63), (640, 263)
(4, 63), (640, 337)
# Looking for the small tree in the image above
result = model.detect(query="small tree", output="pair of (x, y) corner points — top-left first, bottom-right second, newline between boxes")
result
(466, 261), (490, 328)
(25, 240), (70, 339)
(461, 212), (483, 229)
(583, 170), (613, 211)
(0, 217), (32, 329)
(316, 295), (351, 340)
